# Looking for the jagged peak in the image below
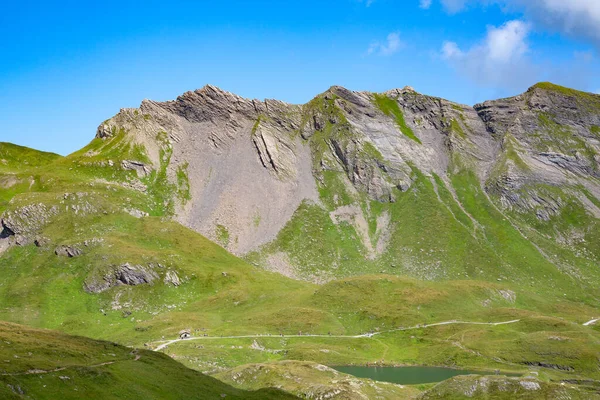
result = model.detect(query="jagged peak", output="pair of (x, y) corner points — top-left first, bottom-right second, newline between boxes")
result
(315, 85), (353, 99)
(130, 82), (600, 123)
(145, 85), (299, 112)
(199, 83), (225, 93)
(180, 84), (246, 103)
(135, 86), (247, 113)
(303, 85), (371, 110)
(322, 85), (422, 101)
(193, 84), (241, 99)
(96, 81), (600, 142)
(383, 86), (420, 97)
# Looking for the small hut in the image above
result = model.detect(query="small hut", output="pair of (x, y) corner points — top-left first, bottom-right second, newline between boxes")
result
(179, 329), (192, 339)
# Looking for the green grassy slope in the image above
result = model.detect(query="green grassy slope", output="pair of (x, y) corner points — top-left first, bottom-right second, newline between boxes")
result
(247, 87), (600, 314)
(0, 321), (297, 400)
(0, 143), (63, 213)
(250, 165), (600, 305)
(1, 137), (599, 384)
(0, 142), (61, 171)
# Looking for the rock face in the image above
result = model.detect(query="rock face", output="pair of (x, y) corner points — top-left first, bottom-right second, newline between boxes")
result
(92, 82), (600, 279)
(96, 85), (319, 255)
(94, 84), (498, 255)
(121, 160), (152, 177)
(164, 270), (181, 286)
(475, 84), (600, 214)
(84, 263), (158, 293)
(0, 203), (60, 251)
(55, 245), (83, 258)
(1, 204), (59, 246)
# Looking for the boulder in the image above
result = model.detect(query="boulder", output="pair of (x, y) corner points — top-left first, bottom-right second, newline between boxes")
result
(121, 160), (152, 177)
(55, 245), (83, 258)
(164, 270), (181, 286)
(84, 263), (158, 294)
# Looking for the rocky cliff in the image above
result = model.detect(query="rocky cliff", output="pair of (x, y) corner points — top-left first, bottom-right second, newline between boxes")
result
(88, 82), (600, 283)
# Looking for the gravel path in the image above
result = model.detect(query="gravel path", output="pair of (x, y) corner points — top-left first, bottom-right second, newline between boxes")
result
(152, 319), (521, 351)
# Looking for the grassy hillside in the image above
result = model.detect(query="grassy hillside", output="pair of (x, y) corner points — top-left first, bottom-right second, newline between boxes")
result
(0, 143), (63, 214)
(249, 164), (600, 307)
(0, 135), (599, 379)
(0, 142), (61, 171)
(0, 321), (296, 400)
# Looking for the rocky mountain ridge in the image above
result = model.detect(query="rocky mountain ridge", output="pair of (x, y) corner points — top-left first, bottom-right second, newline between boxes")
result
(88, 83), (600, 283)
(2, 81), (600, 285)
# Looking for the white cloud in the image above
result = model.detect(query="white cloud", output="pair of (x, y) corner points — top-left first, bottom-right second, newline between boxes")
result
(516, 0), (600, 46)
(441, 20), (536, 89)
(426, 0), (600, 46)
(368, 32), (404, 56)
(441, 41), (462, 58)
(485, 19), (529, 62)
(420, 0), (433, 9)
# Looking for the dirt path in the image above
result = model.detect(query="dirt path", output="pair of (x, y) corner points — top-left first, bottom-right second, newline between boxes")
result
(152, 319), (521, 351)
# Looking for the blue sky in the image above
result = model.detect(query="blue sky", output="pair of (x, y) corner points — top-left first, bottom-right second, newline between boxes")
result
(1, 0), (599, 155)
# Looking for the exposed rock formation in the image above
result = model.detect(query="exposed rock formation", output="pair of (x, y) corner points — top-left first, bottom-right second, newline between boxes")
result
(475, 84), (600, 213)
(164, 270), (181, 286)
(95, 85), (319, 255)
(84, 263), (159, 294)
(121, 160), (152, 177)
(1, 203), (59, 246)
(55, 245), (83, 258)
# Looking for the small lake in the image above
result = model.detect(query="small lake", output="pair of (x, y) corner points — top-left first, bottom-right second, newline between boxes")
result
(333, 366), (519, 385)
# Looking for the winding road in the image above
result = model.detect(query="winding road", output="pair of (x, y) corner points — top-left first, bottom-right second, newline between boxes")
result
(152, 319), (522, 351)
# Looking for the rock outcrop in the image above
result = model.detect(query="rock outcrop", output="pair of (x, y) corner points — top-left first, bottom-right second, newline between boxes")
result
(475, 84), (600, 214)
(1, 203), (59, 246)
(121, 160), (152, 177)
(55, 245), (83, 258)
(84, 263), (159, 294)
(164, 270), (181, 286)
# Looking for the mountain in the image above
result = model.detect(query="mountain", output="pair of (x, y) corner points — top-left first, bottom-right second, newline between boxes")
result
(89, 82), (600, 285)
(1, 82), (600, 398)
